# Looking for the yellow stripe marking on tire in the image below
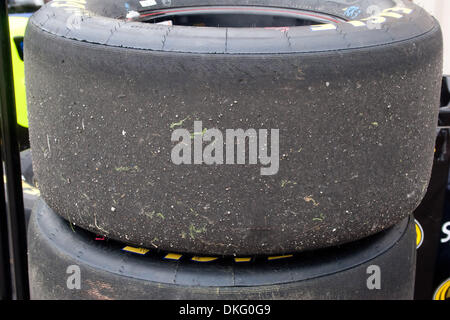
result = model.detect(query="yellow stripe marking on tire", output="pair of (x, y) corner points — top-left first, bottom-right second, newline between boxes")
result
(310, 23), (337, 31)
(164, 253), (183, 261)
(268, 255), (293, 261)
(122, 246), (149, 255)
(191, 257), (218, 263)
(347, 20), (366, 27)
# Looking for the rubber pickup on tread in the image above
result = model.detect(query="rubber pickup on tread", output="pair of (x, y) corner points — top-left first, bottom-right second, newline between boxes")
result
(26, 0), (443, 255)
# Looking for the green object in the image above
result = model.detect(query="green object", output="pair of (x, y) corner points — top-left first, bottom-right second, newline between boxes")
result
(9, 15), (29, 128)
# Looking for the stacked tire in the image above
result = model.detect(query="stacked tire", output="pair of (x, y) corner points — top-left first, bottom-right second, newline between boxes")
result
(25, 0), (443, 299)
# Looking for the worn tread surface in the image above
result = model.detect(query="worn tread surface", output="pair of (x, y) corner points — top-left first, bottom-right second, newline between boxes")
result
(26, 0), (442, 255)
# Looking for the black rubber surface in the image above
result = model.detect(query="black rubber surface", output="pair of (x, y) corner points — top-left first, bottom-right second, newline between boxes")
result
(2, 150), (39, 228)
(19, 149), (39, 226)
(28, 198), (416, 300)
(26, 0), (443, 255)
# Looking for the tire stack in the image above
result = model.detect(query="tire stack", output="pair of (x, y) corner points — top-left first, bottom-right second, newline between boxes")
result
(25, 0), (443, 300)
